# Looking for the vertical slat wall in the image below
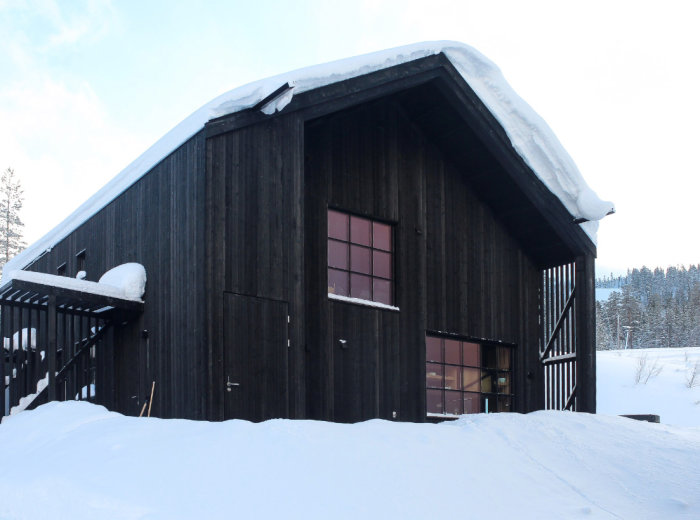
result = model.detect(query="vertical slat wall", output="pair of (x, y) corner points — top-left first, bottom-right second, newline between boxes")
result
(25, 132), (207, 419)
(54, 310), (104, 403)
(1, 297), (108, 418)
(1, 302), (50, 414)
(1, 304), (6, 417)
(304, 98), (543, 421)
(540, 261), (577, 411)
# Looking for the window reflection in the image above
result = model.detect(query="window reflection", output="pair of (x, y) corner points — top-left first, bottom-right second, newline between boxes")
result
(425, 335), (514, 416)
(327, 209), (394, 305)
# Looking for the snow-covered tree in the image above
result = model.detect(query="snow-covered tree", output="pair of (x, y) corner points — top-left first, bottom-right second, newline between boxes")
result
(596, 265), (700, 349)
(0, 167), (25, 270)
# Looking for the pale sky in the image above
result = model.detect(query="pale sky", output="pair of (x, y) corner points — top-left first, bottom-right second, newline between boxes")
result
(1, 0), (699, 276)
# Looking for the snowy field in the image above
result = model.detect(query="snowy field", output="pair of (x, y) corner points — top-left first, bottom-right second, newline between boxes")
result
(1, 350), (699, 519)
(598, 347), (700, 427)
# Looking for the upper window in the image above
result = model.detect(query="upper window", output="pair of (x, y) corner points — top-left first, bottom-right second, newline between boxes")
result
(327, 209), (393, 305)
(426, 334), (513, 416)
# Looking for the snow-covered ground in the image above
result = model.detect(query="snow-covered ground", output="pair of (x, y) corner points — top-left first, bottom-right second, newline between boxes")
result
(597, 347), (700, 427)
(1, 350), (699, 519)
(0, 400), (698, 519)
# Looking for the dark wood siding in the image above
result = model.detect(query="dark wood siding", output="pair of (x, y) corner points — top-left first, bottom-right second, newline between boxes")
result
(206, 114), (305, 421)
(14, 56), (596, 422)
(304, 97), (543, 422)
(25, 133), (208, 419)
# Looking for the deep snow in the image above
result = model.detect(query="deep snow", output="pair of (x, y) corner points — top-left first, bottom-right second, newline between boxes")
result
(1, 349), (698, 519)
(0, 402), (698, 519)
(597, 347), (700, 427)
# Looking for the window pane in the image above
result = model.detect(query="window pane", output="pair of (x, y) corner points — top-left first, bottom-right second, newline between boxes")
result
(373, 250), (392, 279)
(481, 369), (495, 393)
(426, 336), (442, 363)
(463, 392), (481, 414)
(462, 342), (480, 367)
(328, 240), (348, 269)
(426, 363), (443, 388)
(427, 389), (443, 414)
(373, 222), (392, 251)
(497, 347), (511, 369)
(373, 279), (392, 305)
(496, 373), (511, 394)
(482, 346), (499, 369)
(350, 215), (371, 246)
(445, 391), (463, 415)
(328, 269), (349, 296)
(497, 395), (513, 413)
(445, 339), (460, 365)
(350, 245), (371, 274)
(445, 365), (461, 390)
(462, 367), (480, 392)
(328, 210), (348, 240)
(350, 273), (371, 300)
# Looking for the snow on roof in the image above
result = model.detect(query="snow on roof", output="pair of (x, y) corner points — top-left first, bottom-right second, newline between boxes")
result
(3, 41), (613, 282)
(4, 265), (145, 302)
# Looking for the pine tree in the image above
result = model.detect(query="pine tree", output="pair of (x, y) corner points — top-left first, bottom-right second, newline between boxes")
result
(596, 264), (700, 349)
(0, 167), (25, 270)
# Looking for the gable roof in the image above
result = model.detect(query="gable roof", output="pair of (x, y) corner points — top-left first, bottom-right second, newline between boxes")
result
(2, 41), (613, 282)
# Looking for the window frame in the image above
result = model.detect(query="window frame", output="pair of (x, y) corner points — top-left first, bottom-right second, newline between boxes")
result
(425, 332), (515, 417)
(327, 208), (395, 306)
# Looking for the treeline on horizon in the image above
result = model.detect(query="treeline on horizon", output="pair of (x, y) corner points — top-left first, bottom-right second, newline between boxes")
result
(596, 264), (700, 350)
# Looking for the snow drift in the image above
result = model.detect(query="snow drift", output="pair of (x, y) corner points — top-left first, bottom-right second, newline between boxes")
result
(0, 402), (697, 519)
(598, 347), (700, 427)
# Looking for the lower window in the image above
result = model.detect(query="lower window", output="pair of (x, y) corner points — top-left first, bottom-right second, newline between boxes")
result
(426, 334), (514, 416)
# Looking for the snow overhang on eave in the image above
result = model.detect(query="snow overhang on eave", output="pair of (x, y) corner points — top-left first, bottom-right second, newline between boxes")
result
(2, 41), (613, 283)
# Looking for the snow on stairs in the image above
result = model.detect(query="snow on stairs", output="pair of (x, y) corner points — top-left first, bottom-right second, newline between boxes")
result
(2, 322), (113, 418)
(1, 266), (145, 418)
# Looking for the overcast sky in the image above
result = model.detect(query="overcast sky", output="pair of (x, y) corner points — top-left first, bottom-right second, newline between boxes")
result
(1, 0), (698, 276)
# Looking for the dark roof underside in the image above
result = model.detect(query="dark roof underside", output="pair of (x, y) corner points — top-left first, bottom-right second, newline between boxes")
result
(0, 279), (144, 315)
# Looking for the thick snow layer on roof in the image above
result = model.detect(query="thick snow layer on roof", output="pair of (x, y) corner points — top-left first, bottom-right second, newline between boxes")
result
(98, 263), (147, 300)
(3, 41), (613, 281)
(3, 265), (145, 302)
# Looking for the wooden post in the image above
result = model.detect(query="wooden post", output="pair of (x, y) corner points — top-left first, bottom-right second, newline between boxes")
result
(575, 254), (596, 413)
(47, 294), (57, 402)
(147, 381), (155, 417)
(0, 305), (6, 417)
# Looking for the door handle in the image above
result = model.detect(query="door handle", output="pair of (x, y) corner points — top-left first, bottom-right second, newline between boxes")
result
(226, 376), (240, 392)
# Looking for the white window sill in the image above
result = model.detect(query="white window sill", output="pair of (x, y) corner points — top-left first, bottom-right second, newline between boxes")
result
(328, 293), (400, 312)
(427, 412), (460, 419)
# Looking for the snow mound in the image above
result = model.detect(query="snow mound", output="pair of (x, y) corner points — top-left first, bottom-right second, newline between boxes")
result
(1, 41), (613, 284)
(98, 263), (147, 300)
(0, 402), (698, 519)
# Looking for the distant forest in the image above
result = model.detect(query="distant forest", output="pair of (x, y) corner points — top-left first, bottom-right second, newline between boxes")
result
(596, 265), (700, 350)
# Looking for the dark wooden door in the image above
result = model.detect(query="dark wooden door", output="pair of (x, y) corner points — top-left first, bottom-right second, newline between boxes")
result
(223, 293), (289, 421)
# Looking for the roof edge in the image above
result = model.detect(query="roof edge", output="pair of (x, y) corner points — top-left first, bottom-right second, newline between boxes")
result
(2, 41), (613, 282)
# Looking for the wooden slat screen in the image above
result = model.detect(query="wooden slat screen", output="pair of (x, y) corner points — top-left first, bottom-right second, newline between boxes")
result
(540, 262), (577, 411)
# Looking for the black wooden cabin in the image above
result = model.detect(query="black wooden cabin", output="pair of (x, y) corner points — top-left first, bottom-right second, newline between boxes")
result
(1, 49), (602, 422)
